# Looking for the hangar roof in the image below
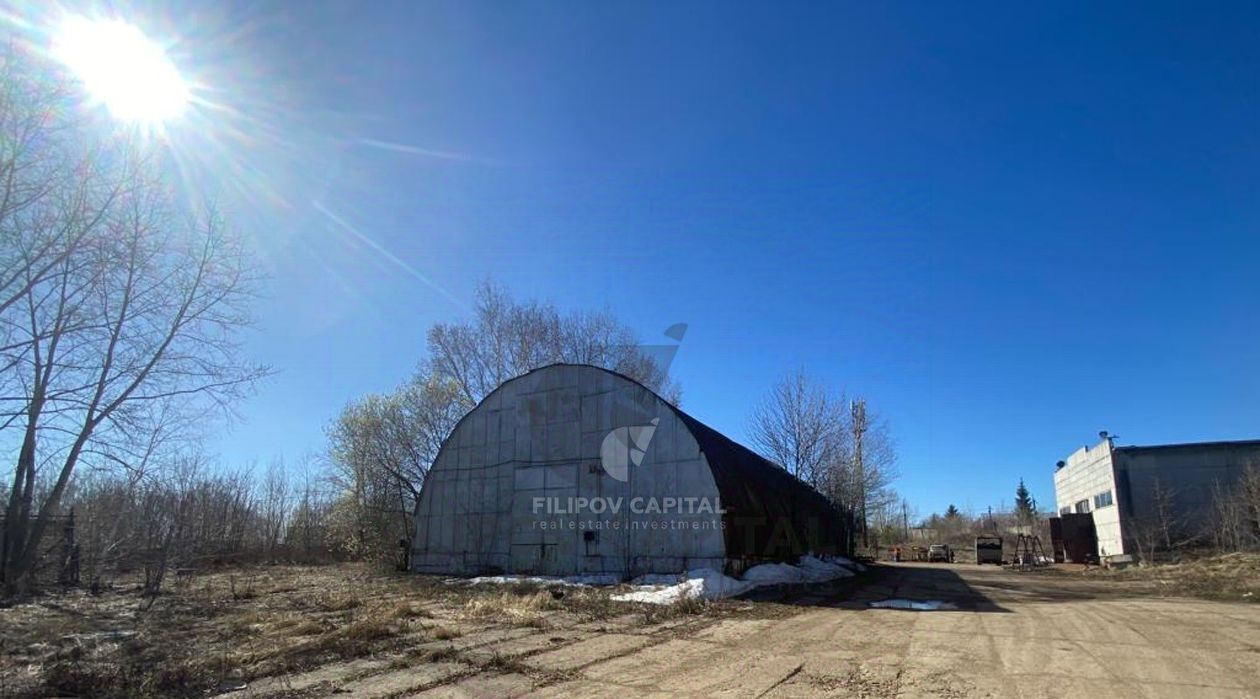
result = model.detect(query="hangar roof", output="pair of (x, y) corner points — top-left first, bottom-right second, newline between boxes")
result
(520, 364), (850, 561)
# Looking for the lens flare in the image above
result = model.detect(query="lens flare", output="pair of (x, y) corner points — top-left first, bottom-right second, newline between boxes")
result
(51, 15), (189, 123)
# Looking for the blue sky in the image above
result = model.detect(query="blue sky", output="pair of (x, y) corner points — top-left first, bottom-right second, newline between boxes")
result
(150, 1), (1260, 518)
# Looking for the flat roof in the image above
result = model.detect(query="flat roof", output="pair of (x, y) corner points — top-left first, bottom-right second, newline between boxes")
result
(1115, 438), (1260, 453)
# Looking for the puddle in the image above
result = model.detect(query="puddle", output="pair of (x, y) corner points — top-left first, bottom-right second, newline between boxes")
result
(868, 599), (958, 611)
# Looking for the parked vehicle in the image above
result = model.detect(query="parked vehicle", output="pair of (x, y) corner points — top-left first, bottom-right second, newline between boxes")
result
(975, 535), (1003, 564)
(927, 544), (951, 562)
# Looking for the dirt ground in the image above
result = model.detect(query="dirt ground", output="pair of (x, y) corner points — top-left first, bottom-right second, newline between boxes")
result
(3, 561), (1259, 698)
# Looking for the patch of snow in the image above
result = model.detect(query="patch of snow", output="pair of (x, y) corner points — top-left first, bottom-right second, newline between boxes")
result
(743, 562), (805, 585)
(614, 556), (859, 605)
(739, 556), (854, 585)
(828, 556), (866, 572)
(452, 554), (868, 606)
(460, 572), (620, 587)
(611, 579), (700, 605)
(797, 555), (857, 581)
(611, 568), (753, 604)
(868, 599), (958, 611)
(463, 575), (551, 586)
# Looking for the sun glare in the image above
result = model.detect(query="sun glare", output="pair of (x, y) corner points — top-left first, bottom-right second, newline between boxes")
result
(51, 15), (190, 124)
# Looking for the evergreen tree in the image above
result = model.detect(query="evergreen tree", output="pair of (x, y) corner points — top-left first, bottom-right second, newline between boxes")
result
(1015, 478), (1039, 530)
(945, 504), (960, 519)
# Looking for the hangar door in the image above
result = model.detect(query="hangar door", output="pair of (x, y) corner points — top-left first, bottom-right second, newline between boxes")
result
(510, 462), (580, 575)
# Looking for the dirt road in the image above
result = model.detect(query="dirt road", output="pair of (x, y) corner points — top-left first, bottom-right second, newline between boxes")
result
(257, 562), (1260, 698)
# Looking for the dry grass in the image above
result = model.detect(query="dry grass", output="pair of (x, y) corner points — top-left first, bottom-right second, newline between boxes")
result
(386, 600), (433, 620)
(0, 564), (461, 698)
(310, 589), (362, 612)
(462, 589), (560, 628)
(430, 625), (462, 640)
(417, 644), (461, 662)
(0, 563), (761, 698)
(228, 574), (260, 600)
(1095, 552), (1260, 601)
(282, 617), (329, 636)
(636, 592), (711, 623)
(557, 587), (618, 620)
(343, 617), (397, 642)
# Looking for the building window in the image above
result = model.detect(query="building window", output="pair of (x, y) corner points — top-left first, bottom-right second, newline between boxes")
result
(1074, 499), (1091, 514)
(1059, 506), (1071, 516)
(1093, 490), (1113, 509)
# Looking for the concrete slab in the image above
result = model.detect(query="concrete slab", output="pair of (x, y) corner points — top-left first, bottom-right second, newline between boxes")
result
(420, 562), (1260, 698)
(692, 618), (776, 644)
(580, 638), (719, 686)
(339, 662), (468, 698)
(656, 648), (803, 696)
(524, 680), (670, 698)
(519, 633), (652, 672)
(463, 632), (588, 663)
(571, 614), (641, 633)
(241, 658), (394, 696)
(409, 672), (536, 698)
(993, 635), (1112, 679)
(412, 627), (538, 655)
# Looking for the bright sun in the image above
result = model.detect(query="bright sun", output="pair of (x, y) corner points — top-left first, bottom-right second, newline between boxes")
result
(51, 15), (190, 123)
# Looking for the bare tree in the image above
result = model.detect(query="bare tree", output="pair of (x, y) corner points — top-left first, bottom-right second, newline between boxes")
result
(286, 462), (335, 560)
(0, 48), (266, 595)
(0, 50), (126, 327)
(1209, 464), (1260, 553)
(427, 282), (680, 406)
(1151, 477), (1179, 552)
(50, 454), (344, 594)
(1130, 476), (1194, 562)
(748, 369), (847, 489)
(259, 459), (292, 559)
(868, 495), (914, 549)
(747, 371), (898, 532)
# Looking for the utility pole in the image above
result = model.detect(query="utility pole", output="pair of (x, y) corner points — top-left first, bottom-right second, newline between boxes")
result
(851, 398), (868, 549)
(902, 499), (909, 541)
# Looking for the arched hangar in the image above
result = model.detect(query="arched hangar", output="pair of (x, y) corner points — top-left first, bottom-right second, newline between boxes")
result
(412, 364), (849, 579)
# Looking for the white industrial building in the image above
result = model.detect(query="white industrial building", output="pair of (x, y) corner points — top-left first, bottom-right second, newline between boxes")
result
(1054, 433), (1260, 558)
(411, 364), (849, 578)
